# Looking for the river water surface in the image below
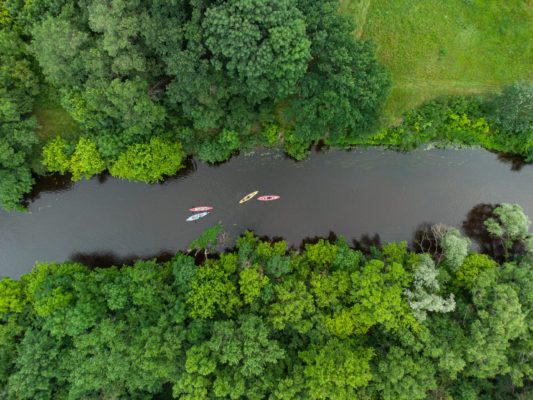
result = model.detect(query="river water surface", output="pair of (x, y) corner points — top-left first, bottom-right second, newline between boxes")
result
(0, 148), (531, 278)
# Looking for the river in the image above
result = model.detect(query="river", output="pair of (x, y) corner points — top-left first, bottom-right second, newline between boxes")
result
(0, 148), (531, 278)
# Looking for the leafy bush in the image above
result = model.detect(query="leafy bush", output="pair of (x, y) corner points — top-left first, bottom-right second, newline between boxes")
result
(356, 93), (533, 161)
(42, 136), (70, 174)
(198, 130), (240, 163)
(485, 203), (532, 255)
(69, 137), (105, 181)
(283, 131), (310, 160)
(487, 82), (533, 160)
(110, 137), (185, 183)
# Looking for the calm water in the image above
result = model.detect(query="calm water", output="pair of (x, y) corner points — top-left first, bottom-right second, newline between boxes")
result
(0, 148), (531, 278)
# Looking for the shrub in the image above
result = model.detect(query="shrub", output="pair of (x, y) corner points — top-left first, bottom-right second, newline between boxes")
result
(283, 131), (310, 160)
(486, 82), (533, 160)
(42, 136), (70, 174)
(110, 137), (185, 183)
(198, 130), (240, 163)
(69, 137), (105, 181)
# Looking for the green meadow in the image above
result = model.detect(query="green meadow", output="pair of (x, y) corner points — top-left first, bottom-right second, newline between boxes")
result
(341, 0), (533, 122)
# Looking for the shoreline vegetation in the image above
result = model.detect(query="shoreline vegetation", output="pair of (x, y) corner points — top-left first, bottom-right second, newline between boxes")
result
(0, 1), (531, 211)
(1, 204), (533, 399)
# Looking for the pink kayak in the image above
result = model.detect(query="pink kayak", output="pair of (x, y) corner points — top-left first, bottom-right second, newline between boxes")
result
(257, 195), (280, 201)
(189, 206), (213, 212)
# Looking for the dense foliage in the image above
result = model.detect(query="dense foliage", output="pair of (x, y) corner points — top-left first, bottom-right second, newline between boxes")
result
(18, 0), (389, 150)
(0, 29), (39, 210)
(1, 204), (533, 399)
(357, 93), (533, 160)
(486, 82), (533, 160)
(0, 0), (391, 209)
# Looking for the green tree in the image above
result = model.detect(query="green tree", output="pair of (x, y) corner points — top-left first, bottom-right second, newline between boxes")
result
(349, 259), (417, 334)
(440, 227), (470, 270)
(485, 203), (531, 255)
(487, 81), (533, 160)
(465, 268), (527, 378)
(69, 137), (105, 181)
(42, 136), (70, 174)
(304, 239), (338, 270)
(30, 17), (90, 88)
(0, 30), (39, 210)
(197, 130), (241, 164)
(175, 314), (284, 399)
(454, 253), (496, 290)
(287, 0), (390, 145)
(110, 137), (185, 183)
(187, 255), (242, 319)
(269, 276), (315, 333)
(239, 266), (269, 305)
(7, 330), (70, 399)
(0, 278), (26, 315)
(372, 347), (436, 400)
(187, 223), (225, 257)
(30, 3), (168, 155)
(405, 255), (455, 321)
(299, 339), (374, 399)
(203, 0), (311, 101)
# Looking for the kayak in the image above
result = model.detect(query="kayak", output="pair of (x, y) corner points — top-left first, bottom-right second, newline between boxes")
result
(189, 206), (213, 212)
(257, 195), (280, 201)
(239, 191), (259, 204)
(186, 212), (210, 222)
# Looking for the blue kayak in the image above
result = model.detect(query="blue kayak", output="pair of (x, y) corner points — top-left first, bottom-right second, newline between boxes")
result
(186, 212), (210, 222)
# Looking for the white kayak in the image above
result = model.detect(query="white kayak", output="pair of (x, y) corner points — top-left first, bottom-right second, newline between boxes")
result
(186, 212), (210, 222)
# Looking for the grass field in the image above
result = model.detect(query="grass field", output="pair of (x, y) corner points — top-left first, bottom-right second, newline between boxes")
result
(340, 0), (533, 123)
(33, 86), (80, 142)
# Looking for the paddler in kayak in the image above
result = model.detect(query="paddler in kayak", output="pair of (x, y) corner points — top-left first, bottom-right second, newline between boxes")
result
(239, 191), (259, 204)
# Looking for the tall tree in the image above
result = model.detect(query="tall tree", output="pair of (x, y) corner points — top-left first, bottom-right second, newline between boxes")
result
(0, 30), (39, 210)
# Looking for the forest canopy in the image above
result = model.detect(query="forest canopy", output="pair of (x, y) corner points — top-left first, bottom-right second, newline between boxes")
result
(1, 204), (533, 399)
(0, 0), (391, 209)
(0, 0), (531, 211)
(19, 0), (390, 146)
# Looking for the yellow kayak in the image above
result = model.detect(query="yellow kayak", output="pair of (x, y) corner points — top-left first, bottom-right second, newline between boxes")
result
(239, 191), (259, 204)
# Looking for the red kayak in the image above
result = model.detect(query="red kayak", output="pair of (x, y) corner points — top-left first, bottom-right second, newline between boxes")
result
(189, 206), (213, 212)
(257, 195), (280, 201)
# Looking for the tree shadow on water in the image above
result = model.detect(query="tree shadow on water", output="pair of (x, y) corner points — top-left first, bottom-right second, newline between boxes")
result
(69, 250), (175, 269)
(299, 231), (339, 251)
(159, 157), (197, 185)
(412, 222), (439, 255)
(461, 203), (506, 260)
(22, 173), (74, 206)
(496, 152), (528, 171)
(352, 233), (382, 256)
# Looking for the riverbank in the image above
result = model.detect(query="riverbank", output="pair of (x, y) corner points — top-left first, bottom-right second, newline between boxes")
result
(1, 148), (532, 278)
(1, 203), (532, 399)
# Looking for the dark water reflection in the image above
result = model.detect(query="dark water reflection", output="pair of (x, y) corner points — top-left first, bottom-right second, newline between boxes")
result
(496, 153), (528, 171)
(1, 148), (532, 278)
(22, 173), (74, 206)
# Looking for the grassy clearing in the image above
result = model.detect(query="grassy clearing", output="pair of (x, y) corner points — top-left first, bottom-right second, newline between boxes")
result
(340, 0), (533, 123)
(33, 85), (80, 142)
